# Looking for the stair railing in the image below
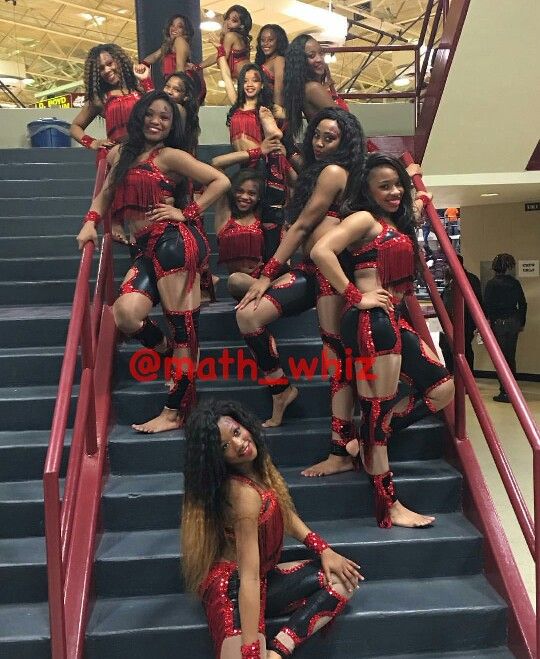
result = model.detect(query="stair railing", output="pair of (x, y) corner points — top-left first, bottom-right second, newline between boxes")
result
(43, 157), (116, 659)
(402, 151), (539, 657)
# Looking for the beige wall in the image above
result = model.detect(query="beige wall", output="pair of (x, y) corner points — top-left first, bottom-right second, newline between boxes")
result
(461, 203), (539, 375)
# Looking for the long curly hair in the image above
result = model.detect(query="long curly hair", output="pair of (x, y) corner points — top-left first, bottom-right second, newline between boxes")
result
(226, 63), (273, 126)
(181, 400), (295, 593)
(164, 72), (200, 154)
(289, 107), (365, 223)
(283, 34), (324, 141)
(342, 152), (420, 263)
(255, 24), (289, 65)
(83, 43), (139, 105)
(161, 14), (194, 57)
(109, 91), (187, 203)
(228, 169), (264, 217)
(492, 253), (515, 274)
(224, 5), (253, 47)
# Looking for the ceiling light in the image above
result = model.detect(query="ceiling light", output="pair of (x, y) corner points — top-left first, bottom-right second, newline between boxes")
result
(393, 76), (412, 87)
(480, 193), (499, 197)
(200, 20), (221, 31)
(218, 80), (226, 88)
(324, 53), (336, 64)
(79, 12), (106, 25)
(205, 9), (216, 19)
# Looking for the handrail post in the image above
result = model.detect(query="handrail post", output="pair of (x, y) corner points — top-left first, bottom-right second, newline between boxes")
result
(453, 283), (466, 440)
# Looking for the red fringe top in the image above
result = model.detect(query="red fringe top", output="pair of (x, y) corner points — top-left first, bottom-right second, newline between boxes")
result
(103, 91), (142, 143)
(350, 219), (415, 293)
(218, 216), (263, 264)
(229, 108), (262, 145)
(110, 148), (176, 221)
(162, 52), (177, 76)
(162, 55), (207, 106)
(329, 83), (350, 112)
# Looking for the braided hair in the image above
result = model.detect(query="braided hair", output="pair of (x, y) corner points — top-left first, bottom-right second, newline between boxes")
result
(289, 107), (365, 223)
(255, 24), (288, 65)
(226, 63), (273, 127)
(492, 253), (516, 274)
(83, 43), (139, 105)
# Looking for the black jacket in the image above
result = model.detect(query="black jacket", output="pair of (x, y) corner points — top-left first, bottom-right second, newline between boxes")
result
(484, 274), (527, 327)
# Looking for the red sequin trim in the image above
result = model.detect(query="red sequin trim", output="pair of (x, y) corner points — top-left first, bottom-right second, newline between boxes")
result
(316, 270), (338, 297)
(262, 293), (282, 315)
(281, 626), (304, 646)
(261, 256), (283, 280)
(242, 327), (265, 338)
(80, 134), (95, 149)
(303, 532), (329, 555)
(119, 266), (156, 303)
(218, 217), (264, 264)
(372, 470), (396, 528)
(343, 282), (362, 306)
(275, 560), (311, 575)
(331, 416), (356, 447)
(271, 636), (293, 656)
(424, 374), (453, 412)
(104, 91), (141, 143)
(84, 210), (101, 224)
(241, 639), (261, 658)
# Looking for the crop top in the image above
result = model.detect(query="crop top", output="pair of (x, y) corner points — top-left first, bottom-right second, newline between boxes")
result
(103, 91), (143, 143)
(111, 148), (176, 220)
(261, 63), (275, 84)
(350, 219), (415, 293)
(218, 216), (263, 264)
(228, 107), (262, 145)
(227, 45), (250, 76)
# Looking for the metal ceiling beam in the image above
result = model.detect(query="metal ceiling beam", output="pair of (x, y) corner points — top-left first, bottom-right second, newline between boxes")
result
(45, 0), (135, 23)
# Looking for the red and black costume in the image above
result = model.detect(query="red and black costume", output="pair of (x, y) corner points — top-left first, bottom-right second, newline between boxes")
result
(115, 149), (209, 418)
(201, 475), (347, 658)
(217, 216), (264, 271)
(340, 220), (451, 526)
(242, 205), (356, 455)
(161, 51), (207, 106)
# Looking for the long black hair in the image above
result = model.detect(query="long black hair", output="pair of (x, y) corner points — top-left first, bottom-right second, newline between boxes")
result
(283, 34), (322, 141)
(228, 169), (264, 217)
(224, 5), (253, 47)
(109, 91), (186, 194)
(342, 152), (420, 261)
(164, 72), (200, 154)
(83, 43), (139, 104)
(226, 63), (273, 126)
(162, 13), (194, 54)
(255, 24), (289, 65)
(289, 107), (365, 223)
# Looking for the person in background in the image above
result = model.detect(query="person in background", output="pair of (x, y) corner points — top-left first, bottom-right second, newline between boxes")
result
(439, 254), (483, 374)
(444, 206), (460, 236)
(484, 253), (527, 403)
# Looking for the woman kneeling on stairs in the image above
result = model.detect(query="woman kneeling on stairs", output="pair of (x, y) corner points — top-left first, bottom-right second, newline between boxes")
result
(311, 153), (455, 528)
(76, 91), (229, 433)
(182, 400), (362, 658)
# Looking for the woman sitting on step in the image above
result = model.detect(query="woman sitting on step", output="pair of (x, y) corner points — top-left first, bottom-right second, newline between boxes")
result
(76, 91), (229, 433)
(182, 399), (362, 659)
(234, 108), (363, 476)
(70, 43), (154, 244)
(310, 152), (455, 528)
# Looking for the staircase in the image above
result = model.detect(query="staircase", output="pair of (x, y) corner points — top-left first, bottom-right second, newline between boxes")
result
(0, 147), (515, 658)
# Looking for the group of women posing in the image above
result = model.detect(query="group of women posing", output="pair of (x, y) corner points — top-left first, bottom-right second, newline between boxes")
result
(72, 9), (455, 656)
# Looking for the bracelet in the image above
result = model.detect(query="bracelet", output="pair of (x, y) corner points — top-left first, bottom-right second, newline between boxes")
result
(216, 44), (226, 59)
(343, 282), (363, 306)
(190, 63), (202, 72)
(261, 256), (283, 280)
(140, 78), (154, 92)
(183, 201), (203, 223)
(241, 639), (260, 659)
(80, 135), (96, 149)
(303, 531), (330, 555)
(415, 191), (431, 205)
(247, 147), (262, 168)
(83, 210), (101, 225)
(140, 60), (151, 68)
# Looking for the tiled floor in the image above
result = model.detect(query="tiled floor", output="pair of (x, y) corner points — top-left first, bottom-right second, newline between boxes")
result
(466, 377), (540, 607)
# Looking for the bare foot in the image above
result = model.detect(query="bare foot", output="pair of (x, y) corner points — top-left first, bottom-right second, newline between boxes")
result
(301, 454), (354, 477)
(389, 500), (435, 528)
(132, 407), (182, 433)
(262, 385), (298, 427)
(259, 106), (282, 141)
(111, 222), (128, 244)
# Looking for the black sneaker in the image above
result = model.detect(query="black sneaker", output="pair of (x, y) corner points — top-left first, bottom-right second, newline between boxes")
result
(493, 393), (510, 403)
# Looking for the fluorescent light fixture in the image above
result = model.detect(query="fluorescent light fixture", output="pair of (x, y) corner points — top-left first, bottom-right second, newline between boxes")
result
(284, 2), (348, 45)
(480, 193), (499, 197)
(324, 53), (336, 64)
(200, 20), (221, 31)
(79, 13), (106, 25)
(218, 79), (226, 88)
(393, 76), (411, 87)
(205, 9), (216, 19)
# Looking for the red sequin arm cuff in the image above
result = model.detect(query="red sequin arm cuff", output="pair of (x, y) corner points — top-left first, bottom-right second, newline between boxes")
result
(216, 44), (226, 59)
(247, 147), (262, 167)
(261, 256), (283, 280)
(303, 531), (330, 555)
(80, 135), (95, 149)
(343, 282), (363, 306)
(84, 210), (101, 225)
(183, 201), (203, 223)
(140, 60), (151, 67)
(241, 639), (261, 658)
(140, 78), (154, 92)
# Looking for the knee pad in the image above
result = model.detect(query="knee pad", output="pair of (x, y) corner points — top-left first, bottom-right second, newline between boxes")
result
(243, 327), (281, 375)
(165, 370), (196, 417)
(130, 317), (165, 349)
(165, 308), (200, 354)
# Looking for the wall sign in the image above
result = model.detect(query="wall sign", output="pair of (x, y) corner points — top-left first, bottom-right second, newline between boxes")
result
(518, 260), (539, 277)
(525, 202), (540, 212)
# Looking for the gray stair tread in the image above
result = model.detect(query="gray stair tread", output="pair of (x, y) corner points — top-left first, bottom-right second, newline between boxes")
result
(0, 600), (50, 640)
(0, 384), (75, 401)
(0, 478), (48, 503)
(369, 650), (514, 659)
(0, 535), (44, 565)
(96, 513), (480, 562)
(0, 303), (71, 319)
(103, 461), (459, 497)
(86, 575), (505, 634)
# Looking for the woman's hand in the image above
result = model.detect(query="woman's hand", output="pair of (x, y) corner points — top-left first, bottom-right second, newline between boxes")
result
(76, 223), (98, 250)
(133, 63), (151, 80)
(89, 138), (114, 151)
(235, 276), (272, 310)
(261, 137), (283, 156)
(406, 162), (422, 178)
(207, 33), (221, 48)
(357, 288), (393, 313)
(320, 548), (363, 593)
(147, 204), (186, 223)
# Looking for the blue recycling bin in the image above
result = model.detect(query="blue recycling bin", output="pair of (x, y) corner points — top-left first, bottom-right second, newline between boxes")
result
(27, 118), (72, 147)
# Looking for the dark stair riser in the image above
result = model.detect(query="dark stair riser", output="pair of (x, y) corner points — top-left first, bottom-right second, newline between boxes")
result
(0, 216), (82, 237)
(0, 179), (94, 197)
(0, 389), (77, 433)
(1, 148), (96, 164)
(0, 163), (96, 180)
(2, 197), (91, 216)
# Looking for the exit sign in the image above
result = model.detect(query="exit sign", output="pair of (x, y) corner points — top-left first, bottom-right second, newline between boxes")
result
(525, 202), (540, 211)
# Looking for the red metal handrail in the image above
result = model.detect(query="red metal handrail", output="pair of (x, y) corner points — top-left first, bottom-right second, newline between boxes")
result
(43, 157), (116, 659)
(402, 151), (539, 657)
